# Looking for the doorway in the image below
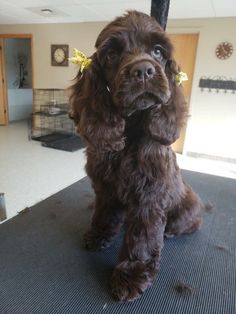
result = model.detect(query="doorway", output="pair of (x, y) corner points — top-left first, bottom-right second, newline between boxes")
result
(0, 34), (33, 125)
(168, 33), (199, 153)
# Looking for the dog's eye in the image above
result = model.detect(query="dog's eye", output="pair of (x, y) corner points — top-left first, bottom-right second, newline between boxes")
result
(106, 49), (118, 62)
(153, 45), (163, 60)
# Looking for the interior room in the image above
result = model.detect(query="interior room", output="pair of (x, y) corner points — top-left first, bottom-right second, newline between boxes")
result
(1, 0), (236, 221)
(0, 0), (236, 313)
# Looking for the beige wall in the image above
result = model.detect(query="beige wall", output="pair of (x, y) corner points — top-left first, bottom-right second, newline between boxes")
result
(0, 22), (106, 89)
(1, 17), (236, 160)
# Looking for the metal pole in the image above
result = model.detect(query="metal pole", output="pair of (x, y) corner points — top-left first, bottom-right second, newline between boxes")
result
(0, 193), (7, 221)
(151, 0), (170, 31)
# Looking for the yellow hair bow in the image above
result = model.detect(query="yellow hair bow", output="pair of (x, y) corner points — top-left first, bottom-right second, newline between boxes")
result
(176, 72), (188, 86)
(69, 48), (92, 73)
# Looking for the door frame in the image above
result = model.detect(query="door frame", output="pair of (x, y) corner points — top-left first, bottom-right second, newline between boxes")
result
(0, 34), (34, 125)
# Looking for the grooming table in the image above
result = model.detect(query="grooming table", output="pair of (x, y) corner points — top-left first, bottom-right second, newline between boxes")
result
(0, 170), (235, 313)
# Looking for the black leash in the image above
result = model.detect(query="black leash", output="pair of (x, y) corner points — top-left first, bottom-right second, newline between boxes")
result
(151, 0), (170, 31)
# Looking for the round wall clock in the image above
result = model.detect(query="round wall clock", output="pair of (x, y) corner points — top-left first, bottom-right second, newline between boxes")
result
(54, 48), (65, 63)
(51, 44), (69, 66)
(215, 42), (233, 60)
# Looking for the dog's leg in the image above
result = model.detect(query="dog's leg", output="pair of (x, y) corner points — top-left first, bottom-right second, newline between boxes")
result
(165, 184), (202, 237)
(111, 205), (166, 302)
(84, 190), (124, 251)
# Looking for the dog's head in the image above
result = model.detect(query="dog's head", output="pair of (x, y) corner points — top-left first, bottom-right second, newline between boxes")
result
(70, 11), (185, 149)
(95, 10), (175, 116)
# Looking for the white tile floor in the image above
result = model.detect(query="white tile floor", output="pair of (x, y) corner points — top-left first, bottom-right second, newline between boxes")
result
(176, 153), (236, 181)
(0, 120), (86, 221)
(1, 120), (236, 222)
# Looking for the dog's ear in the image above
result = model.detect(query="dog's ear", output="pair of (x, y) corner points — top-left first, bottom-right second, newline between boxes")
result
(164, 58), (188, 142)
(165, 59), (179, 86)
(147, 58), (188, 145)
(69, 53), (125, 151)
(166, 58), (188, 123)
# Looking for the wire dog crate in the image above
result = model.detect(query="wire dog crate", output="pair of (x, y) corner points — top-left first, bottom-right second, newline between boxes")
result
(30, 103), (74, 140)
(29, 102), (84, 152)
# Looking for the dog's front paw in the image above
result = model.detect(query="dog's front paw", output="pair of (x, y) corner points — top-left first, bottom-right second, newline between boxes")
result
(83, 230), (112, 251)
(111, 261), (153, 302)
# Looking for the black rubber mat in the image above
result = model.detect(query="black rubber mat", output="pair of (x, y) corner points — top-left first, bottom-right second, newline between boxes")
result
(42, 135), (84, 152)
(31, 133), (72, 143)
(0, 170), (236, 314)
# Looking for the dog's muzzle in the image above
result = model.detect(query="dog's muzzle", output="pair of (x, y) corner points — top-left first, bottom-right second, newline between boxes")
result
(129, 60), (156, 83)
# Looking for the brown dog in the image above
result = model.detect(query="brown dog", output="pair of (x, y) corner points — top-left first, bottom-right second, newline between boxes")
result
(70, 11), (203, 302)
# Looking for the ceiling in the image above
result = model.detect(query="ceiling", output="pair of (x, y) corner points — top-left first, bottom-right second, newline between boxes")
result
(0, 0), (236, 24)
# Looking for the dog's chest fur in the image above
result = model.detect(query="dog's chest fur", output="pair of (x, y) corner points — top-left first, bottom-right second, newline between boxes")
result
(86, 109), (175, 184)
(124, 110), (147, 145)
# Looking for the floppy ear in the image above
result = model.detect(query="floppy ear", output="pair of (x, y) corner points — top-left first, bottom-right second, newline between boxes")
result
(146, 59), (188, 145)
(69, 53), (125, 151)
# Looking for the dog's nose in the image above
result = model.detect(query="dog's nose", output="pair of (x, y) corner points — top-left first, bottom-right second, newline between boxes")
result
(130, 61), (156, 81)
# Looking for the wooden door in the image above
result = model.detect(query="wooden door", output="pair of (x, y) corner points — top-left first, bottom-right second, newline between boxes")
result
(168, 33), (199, 153)
(0, 38), (8, 125)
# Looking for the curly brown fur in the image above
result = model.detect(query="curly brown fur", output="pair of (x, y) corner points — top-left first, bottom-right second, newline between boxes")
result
(70, 11), (203, 302)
